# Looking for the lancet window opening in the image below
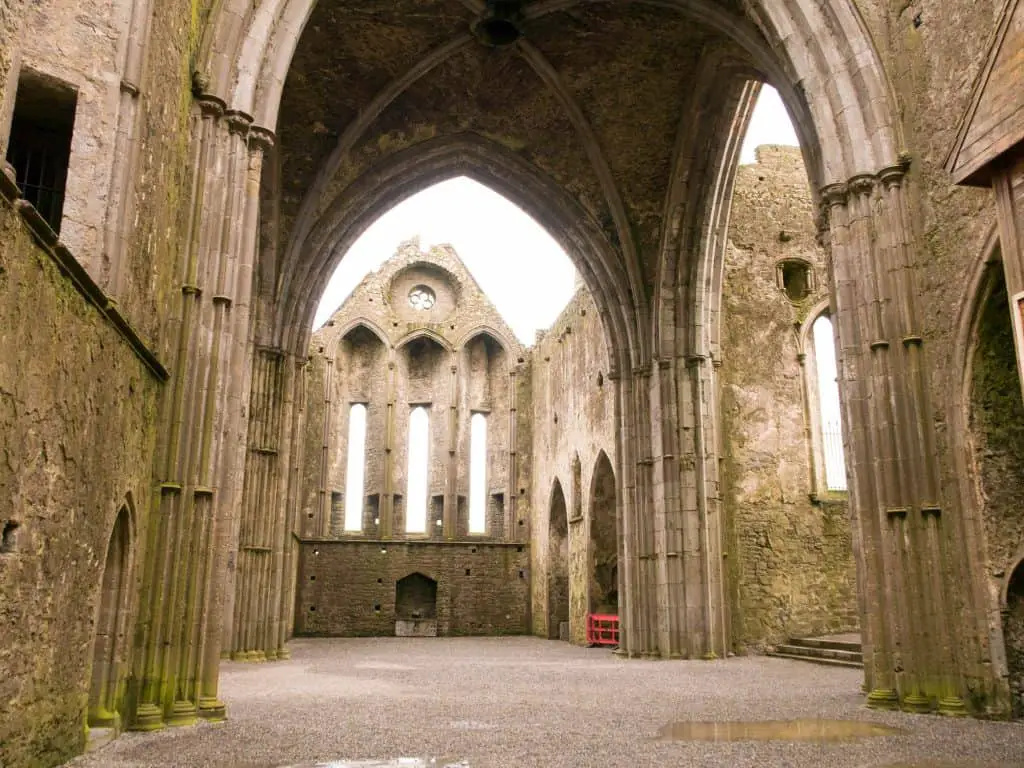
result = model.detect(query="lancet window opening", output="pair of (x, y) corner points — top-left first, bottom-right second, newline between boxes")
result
(811, 314), (847, 491)
(469, 412), (488, 534)
(344, 403), (367, 532)
(406, 406), (430, 533)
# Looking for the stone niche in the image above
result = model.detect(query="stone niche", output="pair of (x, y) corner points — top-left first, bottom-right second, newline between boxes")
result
(395, 572), (438, 637)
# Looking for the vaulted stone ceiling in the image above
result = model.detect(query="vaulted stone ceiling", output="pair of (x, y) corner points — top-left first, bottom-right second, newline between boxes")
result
(273, 0), (757, 294)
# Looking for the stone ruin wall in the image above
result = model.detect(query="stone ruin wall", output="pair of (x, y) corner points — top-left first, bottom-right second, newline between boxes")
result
(529, 287), (616, 644)
(0, 0), (194, 762)
(296, 242), (531, 636)
(0, 186), (162, 766)
(720, 146), (859, 652)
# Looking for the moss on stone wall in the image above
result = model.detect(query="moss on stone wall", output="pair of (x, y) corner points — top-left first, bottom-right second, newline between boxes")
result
(0, 205), (161, 768)
(969, 269), (1024, 712)
(971, 271), (1024, 576)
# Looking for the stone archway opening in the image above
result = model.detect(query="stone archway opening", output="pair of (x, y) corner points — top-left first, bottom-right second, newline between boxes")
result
(88, 506), (131, 734)
(548, 479), (570, 641)
(589, 451), (617, 615)
(966, 256), (1024, 717)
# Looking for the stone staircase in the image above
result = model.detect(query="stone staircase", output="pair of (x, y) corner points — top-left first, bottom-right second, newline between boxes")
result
(768, 633), (863, 668)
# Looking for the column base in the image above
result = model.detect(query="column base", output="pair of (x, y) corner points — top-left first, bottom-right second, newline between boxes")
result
(938, 696), (969, 716)
(166, 700), (197, 727)
(901, 693), (932, 713)
(131, 703), (165, 732)
(276, 646), (291, 660)
(702, 652), (719, 661)
(88, 709), (120, 730)
(198, 697), (227, 722)
(230, 650), (248, 661)
(866, 688), (900, 710)
(265, 648), (279, 661)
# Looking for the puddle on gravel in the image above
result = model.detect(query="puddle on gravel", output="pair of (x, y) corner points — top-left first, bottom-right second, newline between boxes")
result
(655, 718), (905, 742)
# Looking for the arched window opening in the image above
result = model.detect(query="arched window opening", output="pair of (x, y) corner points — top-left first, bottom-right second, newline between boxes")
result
(344, 404), (367, 532)
(812, 314), (847, 491)
(406, 406), (430, 533)
(469, 413), (487, 534)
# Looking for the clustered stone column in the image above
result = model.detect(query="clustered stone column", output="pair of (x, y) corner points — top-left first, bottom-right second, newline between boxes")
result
(132, 96), (265, 729)
(823, 163), (967, 714)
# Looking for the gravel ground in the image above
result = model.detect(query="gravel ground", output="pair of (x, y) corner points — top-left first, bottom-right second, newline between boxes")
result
(66, 637), (1024, 768)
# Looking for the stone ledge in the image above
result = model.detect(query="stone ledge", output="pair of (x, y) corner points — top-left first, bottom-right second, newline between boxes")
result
(0, 162), (169, 382)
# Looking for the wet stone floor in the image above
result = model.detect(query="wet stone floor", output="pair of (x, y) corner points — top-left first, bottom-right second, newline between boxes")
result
(66, 637), (1024, 768)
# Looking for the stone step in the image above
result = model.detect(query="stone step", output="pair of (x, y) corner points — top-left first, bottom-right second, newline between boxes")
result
(786, 636), (862, 653)
(773, 643), (863, 664)
(766, 651), (864, 669)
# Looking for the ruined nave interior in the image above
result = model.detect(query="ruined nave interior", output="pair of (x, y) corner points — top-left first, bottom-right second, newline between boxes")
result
(1, 0), (1024, 766)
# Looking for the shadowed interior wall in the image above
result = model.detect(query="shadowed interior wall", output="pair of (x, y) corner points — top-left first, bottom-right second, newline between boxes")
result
(968, 266), (1024, 713)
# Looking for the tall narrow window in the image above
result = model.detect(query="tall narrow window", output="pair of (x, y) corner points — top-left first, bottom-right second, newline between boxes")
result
(812, 314), (847, 491)
(5, 70), (77, 233)
(469, 413), (488, 534)
(406, 407), (429, 533)
(344, 404), (367, 532)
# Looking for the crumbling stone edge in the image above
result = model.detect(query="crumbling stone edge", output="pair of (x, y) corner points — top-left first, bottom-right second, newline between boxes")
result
(0, 162), (169, 382)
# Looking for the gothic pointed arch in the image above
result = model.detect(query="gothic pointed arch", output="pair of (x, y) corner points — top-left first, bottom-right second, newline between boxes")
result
(547, 477), (569, 640)
(589, 450), (618, 615)
(88, 501), (134, 731)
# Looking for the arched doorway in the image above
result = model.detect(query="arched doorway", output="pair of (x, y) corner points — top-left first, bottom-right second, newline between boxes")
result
(88, 506), (131, 731)
(966, 260), (1024, 716)
(548, 479), (569, 640)
(589, 451), (617, 615)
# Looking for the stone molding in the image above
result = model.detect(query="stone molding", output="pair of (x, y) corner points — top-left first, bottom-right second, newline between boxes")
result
(0, 163), (168, 381)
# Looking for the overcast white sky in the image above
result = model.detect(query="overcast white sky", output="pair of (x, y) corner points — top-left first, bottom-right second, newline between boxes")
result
(313, 85), (800, 342)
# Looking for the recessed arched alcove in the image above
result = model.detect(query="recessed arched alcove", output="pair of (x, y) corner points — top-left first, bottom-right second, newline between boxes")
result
(88, 505), (132, 733)
(460, 331), (510, 538)
(589, 451), (617, 615)
(395, 572), (439, 638)
(332, 324), (388, 538)
(548, 478), (570, 641)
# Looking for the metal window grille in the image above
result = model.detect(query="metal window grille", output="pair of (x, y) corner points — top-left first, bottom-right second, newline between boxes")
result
(7, 124), (69, 233)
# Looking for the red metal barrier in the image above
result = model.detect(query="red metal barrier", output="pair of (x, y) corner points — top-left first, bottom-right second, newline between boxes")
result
(586, 613), (619, 647)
